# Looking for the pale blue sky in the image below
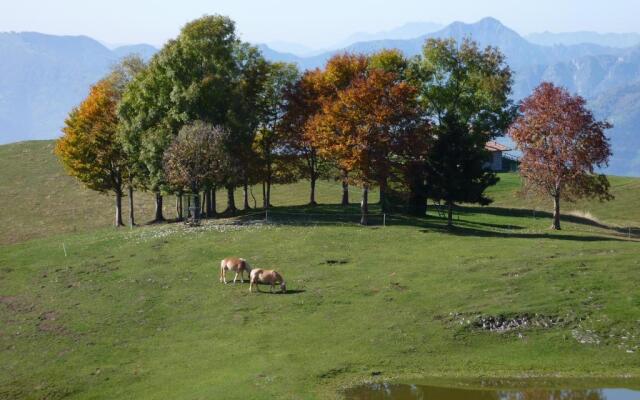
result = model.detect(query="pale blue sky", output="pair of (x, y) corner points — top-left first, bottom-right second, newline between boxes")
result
(2, 0), (638, 48)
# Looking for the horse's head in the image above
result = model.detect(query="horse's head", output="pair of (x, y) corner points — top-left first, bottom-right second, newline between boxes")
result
(280, 281), (287, 293)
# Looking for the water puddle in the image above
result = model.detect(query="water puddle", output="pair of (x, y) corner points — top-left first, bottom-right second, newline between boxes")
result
(345, 381), (640, 399)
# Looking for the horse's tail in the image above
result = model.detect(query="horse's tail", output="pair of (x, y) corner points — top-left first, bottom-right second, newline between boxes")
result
(220, 259), (226, 278)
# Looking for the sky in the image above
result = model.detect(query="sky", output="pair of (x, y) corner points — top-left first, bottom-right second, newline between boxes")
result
(2, 0), (639, 49)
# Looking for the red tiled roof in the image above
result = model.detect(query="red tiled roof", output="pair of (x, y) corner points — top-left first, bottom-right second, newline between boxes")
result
(485, 141), (510, 152)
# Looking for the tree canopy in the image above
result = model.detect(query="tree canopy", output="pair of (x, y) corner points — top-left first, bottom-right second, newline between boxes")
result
(508, 82), (613, 229)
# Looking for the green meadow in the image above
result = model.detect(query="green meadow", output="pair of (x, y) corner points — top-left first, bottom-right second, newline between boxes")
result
(1, 141), (639, 399)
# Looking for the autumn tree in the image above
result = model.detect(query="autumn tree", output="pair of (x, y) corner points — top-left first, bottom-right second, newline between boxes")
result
(311, 63), (425, 225)
(163, 121), (230, 220)
(56, 78), (128, 227)
(320, 54), (369, 206)
(508, 82), (613, 230)
(410, 38), (515, 225)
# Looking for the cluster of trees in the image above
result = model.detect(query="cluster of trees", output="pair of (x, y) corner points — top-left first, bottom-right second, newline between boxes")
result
(56, 14), (613, 230)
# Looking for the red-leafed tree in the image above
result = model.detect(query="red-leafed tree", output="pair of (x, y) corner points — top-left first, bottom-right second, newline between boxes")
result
(508, 82), (613, 230)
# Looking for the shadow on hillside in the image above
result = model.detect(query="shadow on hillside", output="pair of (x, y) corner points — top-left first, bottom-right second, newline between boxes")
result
(462, 206), (640, 238)
(418, 226), (623, 242)
(166, 203), (636, 242)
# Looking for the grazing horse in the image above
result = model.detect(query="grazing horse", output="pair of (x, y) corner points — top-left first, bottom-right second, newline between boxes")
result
(249, 269), (286, 293)
(220, 257), (251, 284)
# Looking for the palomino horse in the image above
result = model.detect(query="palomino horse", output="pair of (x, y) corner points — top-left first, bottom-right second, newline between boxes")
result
(220, 257), (251, 284)
(249, 269), (287, 293)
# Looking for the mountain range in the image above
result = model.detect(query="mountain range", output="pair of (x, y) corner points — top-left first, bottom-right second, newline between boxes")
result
(0, 19), (638, 175)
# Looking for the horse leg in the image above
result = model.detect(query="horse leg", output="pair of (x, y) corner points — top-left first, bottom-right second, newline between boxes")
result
(233, 271), (239, 284)
(223, 269), (228, 284)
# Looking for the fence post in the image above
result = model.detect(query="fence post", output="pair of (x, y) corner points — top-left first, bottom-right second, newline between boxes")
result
(62, 243), (67, 257)
(383, 213), (386, 227)
(265, 209), (268, 224)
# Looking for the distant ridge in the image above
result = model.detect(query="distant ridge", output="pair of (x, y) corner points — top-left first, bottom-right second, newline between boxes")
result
(0, 32), (156, 144)
(527, 31), (640, 48)
(1, 19), (639, 175)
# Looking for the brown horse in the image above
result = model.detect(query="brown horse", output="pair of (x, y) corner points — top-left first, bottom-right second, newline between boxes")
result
(249, 269), (286, 293)
(220, 257), (251, 284)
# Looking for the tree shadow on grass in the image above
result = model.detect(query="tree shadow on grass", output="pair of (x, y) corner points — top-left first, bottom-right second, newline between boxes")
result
(461, 206), (640, 238)
(198, 203), (635, 243)
(418, 225), (626, 242)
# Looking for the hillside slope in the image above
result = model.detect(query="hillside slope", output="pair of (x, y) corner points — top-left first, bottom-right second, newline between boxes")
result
(0, 140), (638, 245)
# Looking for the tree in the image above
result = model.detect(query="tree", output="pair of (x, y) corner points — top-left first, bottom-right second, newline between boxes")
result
(508, 82), (613, 230)
(253, 62), (300, 209)
(311, 65), (425, 225)
(279, 69), (332, 205)
(163, 121), (230, 220)
(111, 55), (146, 227)
(119, 15), (251, 220)
(119, 43), (180, 223)
(227, 43), (270, 212)
(410, 38), (514, 225)
(55, 78), (128, 227)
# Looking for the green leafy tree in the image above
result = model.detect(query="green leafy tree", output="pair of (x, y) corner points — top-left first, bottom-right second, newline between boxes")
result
(410, 38), (515, 225)
(110, 55), (146, 226)
(253, 62), (300, 209)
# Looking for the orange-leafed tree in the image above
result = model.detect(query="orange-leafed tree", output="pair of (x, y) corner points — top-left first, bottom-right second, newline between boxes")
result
(55, 78), (128, 227)
(310, 68), (425, 225)
(508, 82), (613, 230)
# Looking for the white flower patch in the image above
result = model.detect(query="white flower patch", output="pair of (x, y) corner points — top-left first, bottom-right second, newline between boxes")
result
(125, 218), (273, 243)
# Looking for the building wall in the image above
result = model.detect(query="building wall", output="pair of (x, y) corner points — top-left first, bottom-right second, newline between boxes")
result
(491, 151), (503, 171)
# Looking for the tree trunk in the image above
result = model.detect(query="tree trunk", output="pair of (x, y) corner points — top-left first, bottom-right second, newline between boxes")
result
(115, 190), (124, 227)
(552, 193), (561, 230)
(309, 176), (317, 206)
(127, 185), (135, 227)
(176, 195), (183, 221)
(447, 200), (454, 228)
(154, 192), (164, 223)
(210, 188), (217, 218)
(193, 192), (200, 221)
(187, 196), (191, 218)
(243, 177), (250, 210)
(226, 186), (237, 215)
(201, 193), (206, 216)
(266, 179), (272, 209)
(341, 172), (349, 206)
(262, 182), (267, 209)
(360, 185), (369, 226)
(205, 189), (213, 218)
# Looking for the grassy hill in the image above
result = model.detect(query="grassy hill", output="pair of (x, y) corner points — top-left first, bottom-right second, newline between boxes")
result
(1, 140), (639, 399)
(1, 140), (638, 245)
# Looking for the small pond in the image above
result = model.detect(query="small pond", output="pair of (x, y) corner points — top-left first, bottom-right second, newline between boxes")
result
(344, 381), (640, 399)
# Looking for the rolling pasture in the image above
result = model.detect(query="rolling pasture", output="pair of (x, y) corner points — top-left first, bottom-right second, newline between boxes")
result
(1, 141), (639, 399)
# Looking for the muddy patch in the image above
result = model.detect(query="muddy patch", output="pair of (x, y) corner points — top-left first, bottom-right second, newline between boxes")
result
(37, 311), (70, 336)
(0, 295), (35, 313)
